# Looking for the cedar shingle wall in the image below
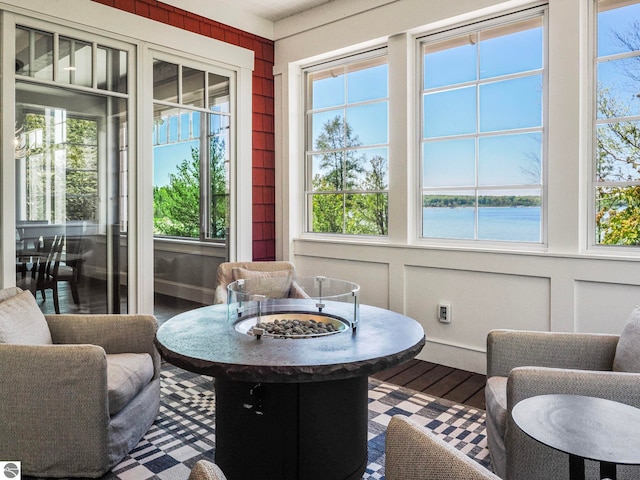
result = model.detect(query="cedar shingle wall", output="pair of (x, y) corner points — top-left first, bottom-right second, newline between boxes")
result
(92, 0), (276, 260)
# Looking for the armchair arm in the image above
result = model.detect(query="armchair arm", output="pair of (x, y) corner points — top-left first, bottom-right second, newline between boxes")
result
(487, 329), (619, 378)
(214, 285), (228, 304)
(289, 281), (311, 299)
(0, 344), (110, 470)
(45, 314), (161, 378)
(386, 416), (499, 480)
(189, 460), (228, 480)
(507, 365), (640, 408)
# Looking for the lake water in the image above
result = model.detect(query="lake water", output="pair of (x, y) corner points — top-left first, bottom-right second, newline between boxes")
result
(423, 206), (541, 242)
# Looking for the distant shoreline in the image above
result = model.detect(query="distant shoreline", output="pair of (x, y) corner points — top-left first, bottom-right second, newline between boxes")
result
(423, 196), (541, 208)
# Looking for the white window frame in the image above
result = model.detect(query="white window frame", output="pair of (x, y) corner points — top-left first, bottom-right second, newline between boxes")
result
(589, 0), (640, 252)
(151, 53), (235, 244)
(302, 47), (390, 238)
(416, 6), (549, 249)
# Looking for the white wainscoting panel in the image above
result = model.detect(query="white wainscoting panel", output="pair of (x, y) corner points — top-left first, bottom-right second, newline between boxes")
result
(574, 281), (640, 334)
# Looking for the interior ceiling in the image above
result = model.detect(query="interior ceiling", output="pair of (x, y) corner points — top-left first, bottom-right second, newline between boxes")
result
(214, 0), (335, 22)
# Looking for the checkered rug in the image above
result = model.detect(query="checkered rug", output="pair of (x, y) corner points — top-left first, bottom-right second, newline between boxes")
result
(105, 363), (492, 480)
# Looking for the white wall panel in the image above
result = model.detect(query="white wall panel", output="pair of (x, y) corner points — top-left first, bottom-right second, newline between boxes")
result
(294, 256), (389, 308)
(405, 266), (550, 343)
(575, 281), (640, 334)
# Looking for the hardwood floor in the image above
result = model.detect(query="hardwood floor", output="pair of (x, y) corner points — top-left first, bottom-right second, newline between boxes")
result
(372, 358), (487, 410)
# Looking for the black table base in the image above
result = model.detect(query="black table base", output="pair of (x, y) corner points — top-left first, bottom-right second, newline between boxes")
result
(569, 455), (617, 480)
(215, 375), (368, 480)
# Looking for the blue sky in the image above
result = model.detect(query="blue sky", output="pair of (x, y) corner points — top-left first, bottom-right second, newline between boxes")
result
(307, 20), (544, 197)
(153, 109), (228, 187)
(597, 2), (640, 121)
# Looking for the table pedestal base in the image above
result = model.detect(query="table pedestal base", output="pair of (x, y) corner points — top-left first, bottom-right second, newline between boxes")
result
(215, 376), (368, 480)
(569, 454), (617, 480)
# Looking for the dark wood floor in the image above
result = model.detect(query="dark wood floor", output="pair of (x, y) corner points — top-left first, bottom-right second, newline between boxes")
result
(373, 358), (487, 410)
(26, 277), (487, 410)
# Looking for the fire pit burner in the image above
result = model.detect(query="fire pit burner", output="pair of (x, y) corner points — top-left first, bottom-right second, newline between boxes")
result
(234, 313), (348, 338)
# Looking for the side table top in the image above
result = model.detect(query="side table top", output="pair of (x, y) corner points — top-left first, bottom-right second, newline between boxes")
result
(512, 394), (640, 465)
(155, 303), (426, 383)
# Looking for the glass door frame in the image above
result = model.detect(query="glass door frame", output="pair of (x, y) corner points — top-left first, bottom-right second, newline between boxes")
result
(1, 12), (139, 313)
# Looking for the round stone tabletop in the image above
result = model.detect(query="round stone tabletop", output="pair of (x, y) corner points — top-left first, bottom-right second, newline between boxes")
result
(512, 394), (640, 465)
(155, 303), (426, 383)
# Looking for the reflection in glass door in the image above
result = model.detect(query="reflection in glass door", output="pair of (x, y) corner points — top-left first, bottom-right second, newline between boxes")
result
(15, 26), (129, 314)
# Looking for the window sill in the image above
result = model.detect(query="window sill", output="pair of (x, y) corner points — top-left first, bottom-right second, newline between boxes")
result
(294, 235), (640, 262)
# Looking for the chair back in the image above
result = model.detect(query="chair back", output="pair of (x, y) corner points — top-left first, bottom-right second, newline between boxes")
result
(214, 261), (297, 304)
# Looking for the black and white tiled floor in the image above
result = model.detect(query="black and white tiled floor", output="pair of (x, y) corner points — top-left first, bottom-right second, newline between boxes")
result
(106, 364), (491, 480)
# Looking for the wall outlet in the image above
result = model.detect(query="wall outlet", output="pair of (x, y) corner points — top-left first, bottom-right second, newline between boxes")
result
(438, 303), (451, 323)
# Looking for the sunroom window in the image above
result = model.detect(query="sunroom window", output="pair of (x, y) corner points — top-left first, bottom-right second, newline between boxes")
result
(420, 11), (546, 243)
(304, 52), (389, 236)
(152, 59), (231, 241)
(594, 0), (640, 246)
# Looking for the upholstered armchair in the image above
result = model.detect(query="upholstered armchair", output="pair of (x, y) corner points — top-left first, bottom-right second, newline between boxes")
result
(214, 261), (306, 304)
(385, 415), (499, 480)
(485, 306), (640, 480)
(0, 287), (160, 478)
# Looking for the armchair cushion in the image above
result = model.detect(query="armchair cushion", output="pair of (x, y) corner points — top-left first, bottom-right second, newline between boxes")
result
(0, 289), (52, 345)
(107, 353), (155, 415)
(484, 376), (508, 478)
(613, 305), (640, 373)
(231, 267), (293, 299)
(485, 376), (507, 437)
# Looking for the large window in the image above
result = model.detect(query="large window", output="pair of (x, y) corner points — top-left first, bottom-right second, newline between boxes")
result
(594, 0), (640, 246)
(304, 53), (389, 236)
(152, 59), (231, 241)
(420, 11), (545, 243)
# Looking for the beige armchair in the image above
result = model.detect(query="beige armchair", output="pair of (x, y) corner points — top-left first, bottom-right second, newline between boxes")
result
(0, 287), (160, 478)
(214, 261), (304, 304)
(485, 306), (640, 480)
(386, 415), (499, 480)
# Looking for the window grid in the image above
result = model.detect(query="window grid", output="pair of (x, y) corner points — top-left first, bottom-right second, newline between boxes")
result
(304, 53), (390, 236)
(593, 0), (640, 247)
(419, 12), (546, 244)
(152, 60), (232, 242)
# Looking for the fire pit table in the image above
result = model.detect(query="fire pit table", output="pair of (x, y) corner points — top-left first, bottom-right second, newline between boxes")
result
(155, 277), (425, 480)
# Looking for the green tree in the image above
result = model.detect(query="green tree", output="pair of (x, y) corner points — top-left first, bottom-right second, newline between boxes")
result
(597, 186), (640, 245)
(153, 136), (228, 239)
(314, 116), (364, 190)
(19, 113), (98, 222)
(153, 146), (201, 238)
(349, 154), (388, 235)
(311, 116), (388, 235)
(65, 118), (99, 221)
(595, 90), (640, 245)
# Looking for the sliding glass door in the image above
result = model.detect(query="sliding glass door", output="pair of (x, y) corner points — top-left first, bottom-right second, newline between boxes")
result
(152, 55), (233, 315)
(15, 25), (130, 314)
